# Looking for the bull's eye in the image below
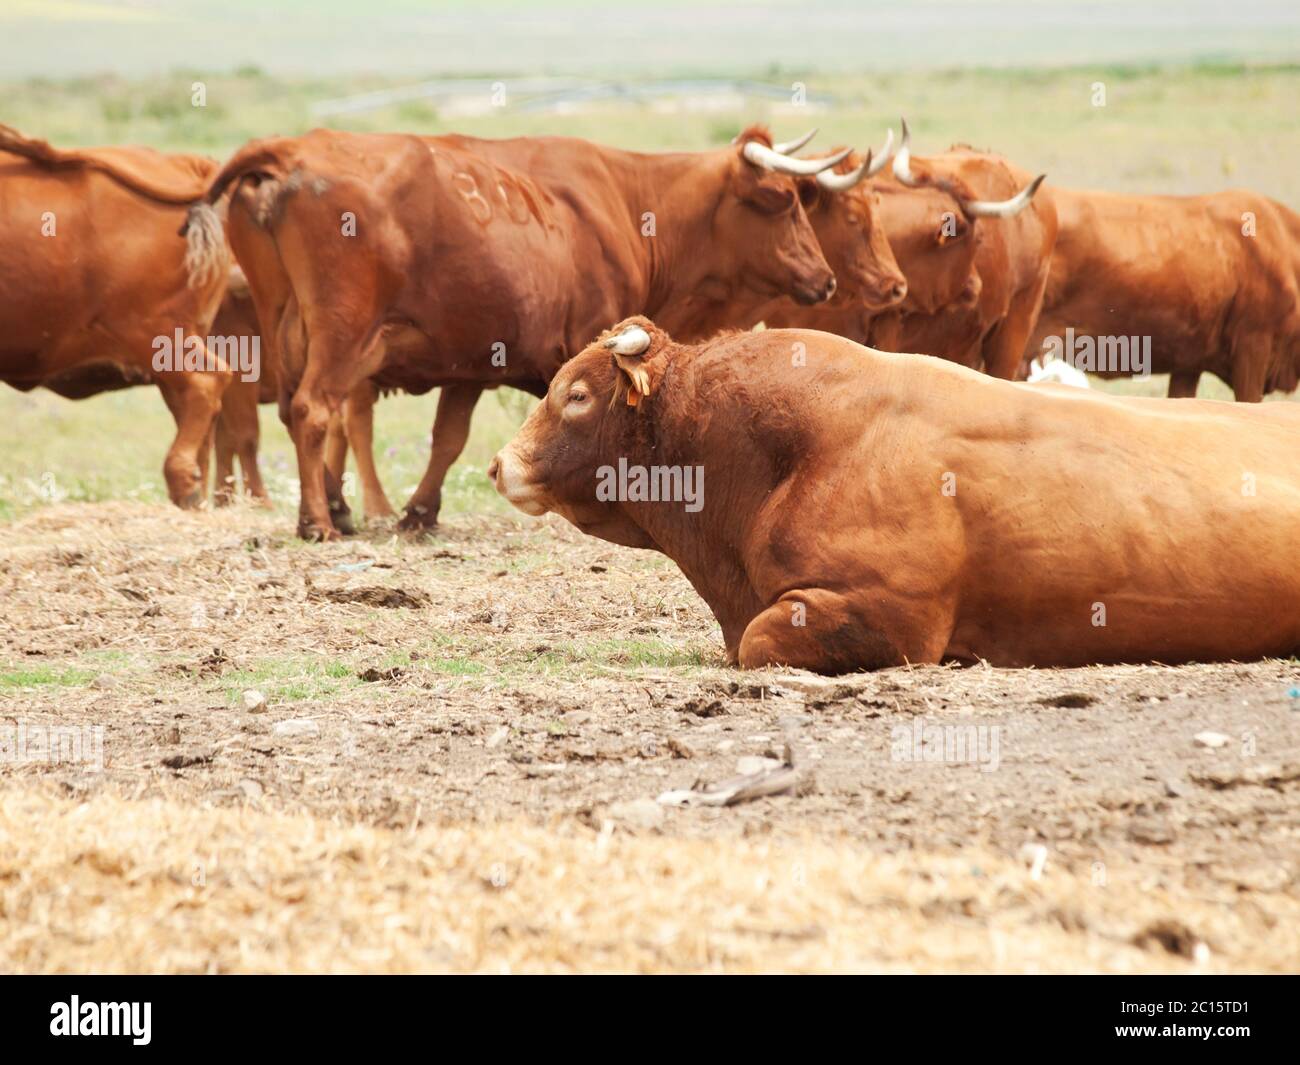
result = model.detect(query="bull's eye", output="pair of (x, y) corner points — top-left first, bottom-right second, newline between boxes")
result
(567, 389), (589, 405)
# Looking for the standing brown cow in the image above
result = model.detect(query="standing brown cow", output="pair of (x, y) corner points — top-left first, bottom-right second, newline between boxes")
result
(0, 125), (231, 505)
(196, 127), (863, 540)
(1023, 186), (1300, 401)
(491, 317), (1300, 672)
(328, 130), (913, 524)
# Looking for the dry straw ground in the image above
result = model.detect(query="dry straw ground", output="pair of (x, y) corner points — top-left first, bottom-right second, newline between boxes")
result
(5, 788), (1297, 974)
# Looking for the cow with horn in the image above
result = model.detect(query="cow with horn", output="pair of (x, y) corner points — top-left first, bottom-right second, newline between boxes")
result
(821, 118), (1057, 382)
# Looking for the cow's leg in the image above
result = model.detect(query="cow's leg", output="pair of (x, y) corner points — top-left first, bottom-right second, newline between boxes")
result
(344, 381), (397, 519)
(213, 413), (238, 505)
(156, 361), (232, 509)
(197, 422), (215, 502)
(1167, 370), (1201, 399)
(229, 378), (269, 503)
(213, 377), (261, 504)
(289, 368), (348, 541)
(324, 410), (349, 489)
(397, 383), (485, 531)
(736, 590), (948, 674)
(235, 423), (269, 505)
(1230, 337), (1268, 402)
(287, 322), (387, 540)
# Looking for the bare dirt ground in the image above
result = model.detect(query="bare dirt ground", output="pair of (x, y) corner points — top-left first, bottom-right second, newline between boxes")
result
(1, 501), (1297, 972)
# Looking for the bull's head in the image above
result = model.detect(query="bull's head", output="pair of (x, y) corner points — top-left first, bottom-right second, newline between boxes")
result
(488, 317), (670, 549)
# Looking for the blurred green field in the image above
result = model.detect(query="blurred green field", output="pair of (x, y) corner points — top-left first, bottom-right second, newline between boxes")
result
(1, 62), (1298, 522)
(6, 62), (1300, 199)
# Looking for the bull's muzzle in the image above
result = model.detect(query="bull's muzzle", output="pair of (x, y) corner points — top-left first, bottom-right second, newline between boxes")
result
(488, 448), (548, 516)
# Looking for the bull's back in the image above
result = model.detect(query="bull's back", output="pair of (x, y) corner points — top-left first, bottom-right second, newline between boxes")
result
(927, 369), (1300, 664)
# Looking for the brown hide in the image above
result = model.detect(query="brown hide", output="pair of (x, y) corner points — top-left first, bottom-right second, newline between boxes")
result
(1024, 186), (1300, 401)
(492, 317), (1300, 672)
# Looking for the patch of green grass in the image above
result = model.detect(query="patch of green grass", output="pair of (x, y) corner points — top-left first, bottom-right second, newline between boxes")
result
(221, 656), (362, 704)
(425, 657), (488, 677)
(0, 665), (98, 689)
(558, 638), (712, 669)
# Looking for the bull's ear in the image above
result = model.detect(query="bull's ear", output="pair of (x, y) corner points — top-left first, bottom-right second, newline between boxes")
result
(612, 352), (654, 407)
(603, 325), (656, 407)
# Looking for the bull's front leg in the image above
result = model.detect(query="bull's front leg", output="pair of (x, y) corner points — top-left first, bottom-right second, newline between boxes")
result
(736, 589), (952, 674)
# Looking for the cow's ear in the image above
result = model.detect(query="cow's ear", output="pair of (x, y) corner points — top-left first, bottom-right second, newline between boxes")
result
(601, 319), (671, 407)
(742, 178), (796, 215)
(612, 352), (656, 407)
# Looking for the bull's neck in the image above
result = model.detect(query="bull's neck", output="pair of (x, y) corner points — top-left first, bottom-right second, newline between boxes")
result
(605, 378), (770, 651)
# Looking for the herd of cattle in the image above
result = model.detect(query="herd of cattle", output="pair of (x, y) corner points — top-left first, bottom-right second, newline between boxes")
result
(3, 119), (1299, 668)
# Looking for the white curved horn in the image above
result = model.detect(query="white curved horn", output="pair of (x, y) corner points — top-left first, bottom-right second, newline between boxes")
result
(603, 326), (651, 356)
(892, 117), (922, 187)
(771, 128), (818, 155)
(962, 173), (1047, 218)
(743, 140), (853, 176)
(865, 128), (894, 176)
(816, 150), (873, 192)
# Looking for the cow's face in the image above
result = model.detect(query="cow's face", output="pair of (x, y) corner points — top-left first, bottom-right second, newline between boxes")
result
(800, 179), (908, 311)
(878, 183), (981, 313)
(489, 341), (654, 549)
(714, 149), (838, 307)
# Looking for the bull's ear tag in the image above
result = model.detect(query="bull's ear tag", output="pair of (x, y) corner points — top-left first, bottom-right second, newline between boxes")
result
(604, 326), (653, 405)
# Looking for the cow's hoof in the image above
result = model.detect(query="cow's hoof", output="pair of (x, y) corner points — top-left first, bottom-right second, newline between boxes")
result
(330, 508), (358, 536)
(173, 490), (204, 510)
(298, 521), (340, 543)
(397, 505), (439, 532)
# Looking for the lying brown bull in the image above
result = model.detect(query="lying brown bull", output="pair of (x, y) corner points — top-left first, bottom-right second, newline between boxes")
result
(0, 125), (231, 505)
(845, 121), (1055, 381)
(490, 316), (1300, 672)
(1024, 186), (1300, 400)
(197, 126), (864, 540)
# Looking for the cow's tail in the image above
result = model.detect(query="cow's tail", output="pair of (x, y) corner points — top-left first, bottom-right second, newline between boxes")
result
(181, 139), (294, 290)
(181, 202), (229, 290)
